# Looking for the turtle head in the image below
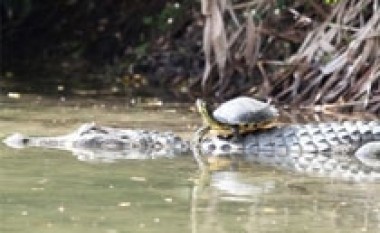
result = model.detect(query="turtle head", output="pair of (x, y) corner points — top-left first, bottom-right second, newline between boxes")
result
(196, 99), (214, 125)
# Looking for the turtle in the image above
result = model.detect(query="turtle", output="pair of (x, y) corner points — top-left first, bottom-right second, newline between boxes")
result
(194, 96), (279, 143)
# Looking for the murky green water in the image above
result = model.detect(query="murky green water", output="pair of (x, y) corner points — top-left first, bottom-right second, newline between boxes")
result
(1, 95), (380, 233)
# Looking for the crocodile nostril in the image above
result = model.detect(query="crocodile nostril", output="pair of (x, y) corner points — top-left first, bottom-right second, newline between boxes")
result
(22, 138), (30, 144)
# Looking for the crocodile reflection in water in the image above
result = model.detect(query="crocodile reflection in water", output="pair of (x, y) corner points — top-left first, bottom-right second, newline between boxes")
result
(190, 166), (380, 233)
(2, 121), (380, 181)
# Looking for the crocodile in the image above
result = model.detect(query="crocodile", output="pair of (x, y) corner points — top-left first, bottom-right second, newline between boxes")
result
(3, 122), (189, 162)
(3, 121), (380, 180)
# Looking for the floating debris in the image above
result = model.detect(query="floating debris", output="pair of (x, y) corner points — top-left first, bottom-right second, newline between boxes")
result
(164, 197), (173, 203)
(7, 92), (21, 99)
(261, 207), (277, 214)
(58, 205), (65, 213)
(57, 85), (65, 91)
(130, 176), (147, 182)
(118, 202), (131, 207)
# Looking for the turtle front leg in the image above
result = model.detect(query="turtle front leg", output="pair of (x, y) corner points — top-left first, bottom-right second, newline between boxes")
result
(192, 126), (210, 147)
(231, 126), (242, 142)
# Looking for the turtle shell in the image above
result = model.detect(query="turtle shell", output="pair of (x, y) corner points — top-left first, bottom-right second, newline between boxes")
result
(212, 97), (278, 125)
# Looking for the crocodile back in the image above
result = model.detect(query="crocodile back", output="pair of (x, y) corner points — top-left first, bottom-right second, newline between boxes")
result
(245, 121), (380, 154)
(202, 121), (380, 181)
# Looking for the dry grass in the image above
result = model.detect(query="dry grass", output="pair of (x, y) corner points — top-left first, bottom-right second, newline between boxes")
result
(199, 0), (379, 113)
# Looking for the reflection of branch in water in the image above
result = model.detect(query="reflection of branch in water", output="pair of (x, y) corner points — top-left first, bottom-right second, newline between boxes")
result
(191, 126), (210, 171)
(191, 183), (198, 233)
(191, 182), (224, 233)
(190, 168), (210, 233)
(191, 174), (225, 233)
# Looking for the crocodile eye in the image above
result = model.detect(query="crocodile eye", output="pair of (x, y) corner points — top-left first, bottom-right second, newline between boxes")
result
(221, 144), (231, 152)
(207, 144), (216, 151)
(22, 138), (29, 144)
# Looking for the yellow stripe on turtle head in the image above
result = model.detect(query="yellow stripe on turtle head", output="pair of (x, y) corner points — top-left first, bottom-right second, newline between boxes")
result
(196, 99), (224, 129)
